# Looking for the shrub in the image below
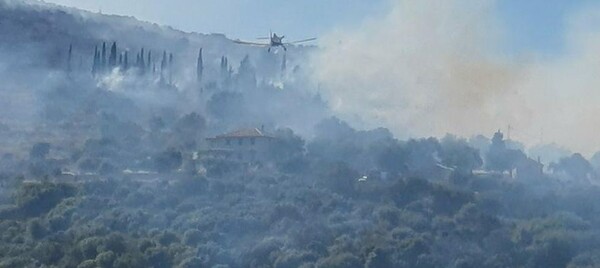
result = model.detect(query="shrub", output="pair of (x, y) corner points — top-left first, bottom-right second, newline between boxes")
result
(316, 253), (362, 268)
(96, 251), (116, 268)
(182, 229), (202, 246)
(16, 182), (78, 217)
(77, 260), (97, 268)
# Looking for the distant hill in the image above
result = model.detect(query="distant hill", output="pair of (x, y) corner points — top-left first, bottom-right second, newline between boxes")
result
(0, 0), (322, 130)
(0, 0), (311, 79)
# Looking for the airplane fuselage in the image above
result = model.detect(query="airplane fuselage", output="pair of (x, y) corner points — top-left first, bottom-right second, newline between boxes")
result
(269, 34), (286, 51)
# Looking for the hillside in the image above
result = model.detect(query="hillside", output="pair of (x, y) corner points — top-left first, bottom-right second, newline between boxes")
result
(2, 1), (600, 268)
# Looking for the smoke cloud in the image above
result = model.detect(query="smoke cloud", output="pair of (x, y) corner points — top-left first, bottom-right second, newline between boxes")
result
(313, 0), (600, 155)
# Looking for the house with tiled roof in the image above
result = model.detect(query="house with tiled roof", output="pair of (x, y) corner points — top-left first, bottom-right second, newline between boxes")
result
(204, 127), (276, 163)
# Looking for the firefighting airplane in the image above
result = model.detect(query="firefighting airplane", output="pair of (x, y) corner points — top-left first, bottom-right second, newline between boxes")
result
(234, 31), (316, 52)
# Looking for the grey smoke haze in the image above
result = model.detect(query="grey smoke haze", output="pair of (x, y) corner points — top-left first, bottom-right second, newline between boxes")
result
(313, 0), (600, 156)
(5, 2), (600, 268)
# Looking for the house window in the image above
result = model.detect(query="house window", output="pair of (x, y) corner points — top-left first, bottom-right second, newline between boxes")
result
(251, 138), (256, 145)
(239, 138), (243, 146)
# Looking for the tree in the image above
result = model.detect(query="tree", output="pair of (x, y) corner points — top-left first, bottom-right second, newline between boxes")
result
(172, 113), (206, 148)
(108, 42), (117, 68)
(485, 131), (526, 175)
(402, 137), (442, 177)
(440, 134), (483, 174)
(101, 42), (107, 71)
(30, 142), (50, 160)
(160, 50), (168, 82)
(220, 56), (231, 87)
(169, 53), (174, 84)
(269, 128), (307, 173)
(67, 43), (72, 72)
(154, 149), (183, 173)
(550, 153), (594, 181)
(139, 48), (145, 74)
(123, 51), (129, 70)
(377, 141), (407, 175)
(196, 48), (203, 83)
(147, 50), (152, 70)
(92, 45), (99, 76)
(235, 55), (257, 89)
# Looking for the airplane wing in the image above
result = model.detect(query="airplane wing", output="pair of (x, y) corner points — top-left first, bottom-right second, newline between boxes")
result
(233, 40), (269, 47)
(286, 38), (317, 45)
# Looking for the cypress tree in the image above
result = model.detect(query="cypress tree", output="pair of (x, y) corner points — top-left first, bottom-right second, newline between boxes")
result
(147, 50), (152, 70)
(123, 51), (129, 70)
(101, 42), (107, 71)
(196, 48), (203, 83)
(169, 53), (173, 84)
(108, 42), (117, 68)
(220, 56), (230, 83)
(67, 44), (72, 72)
(160, 51), (167, 81)
(140, 48), (145, 74)
(92, 45), (99, 76)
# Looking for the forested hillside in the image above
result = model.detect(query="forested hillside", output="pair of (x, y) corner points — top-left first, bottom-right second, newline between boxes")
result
(1, 1), (600, 268)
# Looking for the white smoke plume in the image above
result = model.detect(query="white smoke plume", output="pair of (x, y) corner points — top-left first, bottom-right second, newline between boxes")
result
(313, 0), (600, 155)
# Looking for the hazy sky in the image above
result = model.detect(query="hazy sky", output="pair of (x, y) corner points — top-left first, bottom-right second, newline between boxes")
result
(42, 0), (600, 153)
(44, 0), (592, 55)
(43, 0), (389, 42)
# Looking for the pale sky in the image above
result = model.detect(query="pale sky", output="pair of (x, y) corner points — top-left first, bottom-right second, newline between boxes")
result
(42, 0), (389, 41)
(43, 0), (594, 55)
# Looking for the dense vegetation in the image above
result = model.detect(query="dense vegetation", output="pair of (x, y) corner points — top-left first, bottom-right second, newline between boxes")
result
(2, 118), (600, 267)
(2, 1), (600, 268)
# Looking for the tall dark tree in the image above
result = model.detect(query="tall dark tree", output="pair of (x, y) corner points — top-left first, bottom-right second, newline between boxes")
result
(67, 44), (72, 72)
(92, 45), (99, 76)
(237, 55), (257, 89)
(101, 42), (107, 71)
(196, 48), (203, 83)
(169, 53), (174, 84)
(108, 42), (117, 68)
(220, 56), (228, 72)
(487, 131), (509, 172)
(123, 51), (129, 70)
(220, 56), (231, 86)
(139, 48), (145, 75)
(147, 50), (152, 70)
(160, 51), (167, 82)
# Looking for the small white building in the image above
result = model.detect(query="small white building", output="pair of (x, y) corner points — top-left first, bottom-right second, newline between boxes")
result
(204, 128), (276, 163)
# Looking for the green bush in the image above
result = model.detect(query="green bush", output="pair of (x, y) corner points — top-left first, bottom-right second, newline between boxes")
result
(96, 250), (116, 268)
